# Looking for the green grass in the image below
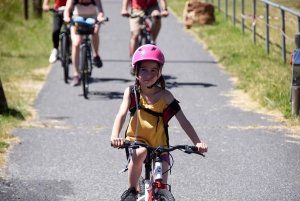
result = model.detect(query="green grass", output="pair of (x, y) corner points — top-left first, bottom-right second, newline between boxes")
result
(168, 0), (300, 123)
(0, 0), (52, 165)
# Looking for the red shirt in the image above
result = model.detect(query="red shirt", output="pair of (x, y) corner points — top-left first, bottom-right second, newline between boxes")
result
(54, 0), (67, 9)
(131, 0), (158, 9)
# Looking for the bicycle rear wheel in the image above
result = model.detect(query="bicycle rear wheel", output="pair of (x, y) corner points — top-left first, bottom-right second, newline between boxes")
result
(156, 189), (175, 201)
(80, 45), (89, 99)
(62, 35), (70, 84)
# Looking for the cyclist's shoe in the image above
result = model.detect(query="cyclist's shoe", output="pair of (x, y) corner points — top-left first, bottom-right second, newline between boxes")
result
(93, 55), (103, 68)
(71, 76), (80, 87)
(49, 48), (58, 63)
(120, 187), (137, 201)
(150, 41), (156, 45)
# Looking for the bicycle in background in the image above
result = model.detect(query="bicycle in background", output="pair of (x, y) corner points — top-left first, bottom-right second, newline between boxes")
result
(126, 14), (161, 57)
(50, 7), (71, 84)
(115, 141), (205, 201)
(73, 17), (108, 99)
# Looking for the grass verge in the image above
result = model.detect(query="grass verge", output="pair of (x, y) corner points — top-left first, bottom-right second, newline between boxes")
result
(168, 0), (300, 124)
(0, 0), (52, 166)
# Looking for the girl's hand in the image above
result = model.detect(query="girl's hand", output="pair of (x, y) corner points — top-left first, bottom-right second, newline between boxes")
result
(97, 12), (105, 22)
(64, 16), (71, 23)
(196, 143), (208, 153)
(121, 9), (129, 17)
(43, 4), (50, 11)
(160, 10), (169, 17)
(111, 138), (124, 148)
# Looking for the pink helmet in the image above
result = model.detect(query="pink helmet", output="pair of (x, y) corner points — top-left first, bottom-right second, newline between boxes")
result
(132, 45), (165, 66)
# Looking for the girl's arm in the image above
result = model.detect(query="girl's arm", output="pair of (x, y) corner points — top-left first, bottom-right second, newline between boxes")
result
(95, 0), (104, 22)
(164, 89), (208, 153)
(63, 0), (73, 22)
(159, 0), (169, 17)
(121, 0), (129, 16)
(95, 0), (104, 13)
(111, 87), (131, 147)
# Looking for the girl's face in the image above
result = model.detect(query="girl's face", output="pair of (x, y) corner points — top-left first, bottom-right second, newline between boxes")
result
(137, 60), (161, 87)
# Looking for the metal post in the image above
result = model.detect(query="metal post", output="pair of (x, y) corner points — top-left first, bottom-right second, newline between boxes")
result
(252, 0), (256, 44)
(291, 33), (300, 114)
(225, 0), (228, 20)
(281, 9), (286, 63)
(241, 0), (244, 34)
(265, 3), (269, 54)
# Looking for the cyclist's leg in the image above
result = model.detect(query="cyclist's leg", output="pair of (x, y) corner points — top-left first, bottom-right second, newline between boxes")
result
(127, 147), (147, 188)
(49, 12), (62, 63)
(147, 3), (161, 44)
(129, 8), (144, 55)
(91, 24), (102, 67)
(70, 26), (82, 78)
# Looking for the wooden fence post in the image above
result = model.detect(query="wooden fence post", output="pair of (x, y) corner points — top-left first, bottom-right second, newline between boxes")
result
(0, 78), (8, 114)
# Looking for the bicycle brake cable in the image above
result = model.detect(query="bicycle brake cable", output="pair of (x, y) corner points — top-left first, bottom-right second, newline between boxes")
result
(133, 86), (139, 142)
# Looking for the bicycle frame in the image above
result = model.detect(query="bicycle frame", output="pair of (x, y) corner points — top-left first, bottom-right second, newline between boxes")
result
(137, 153), (166, 201)
(118, 142), (204, 201)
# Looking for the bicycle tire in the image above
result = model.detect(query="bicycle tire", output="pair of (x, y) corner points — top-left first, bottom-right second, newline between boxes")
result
(62, 35), (69, 84)
(60, 34), (64, 65)
(138, 34), (148, 46)
(80, 45), (89, 99)
(156, 189), (175, 201)
(138, 176), (145, 196)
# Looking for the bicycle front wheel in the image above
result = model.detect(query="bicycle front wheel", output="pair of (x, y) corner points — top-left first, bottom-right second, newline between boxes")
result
(156, 189), (175, 201)
(80, 45), (89, 99)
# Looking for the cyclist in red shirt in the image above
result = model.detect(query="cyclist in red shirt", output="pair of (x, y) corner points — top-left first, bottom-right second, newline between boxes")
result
(43, 0), (67, 63)
(121, 0), (169, 57)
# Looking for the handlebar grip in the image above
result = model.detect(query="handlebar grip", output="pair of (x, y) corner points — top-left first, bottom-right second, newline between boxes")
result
(190, 146), (198, 152)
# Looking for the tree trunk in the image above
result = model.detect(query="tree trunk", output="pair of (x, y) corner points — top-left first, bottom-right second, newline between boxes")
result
(32, 0), (42, 19)
(0, 78), (8, 114)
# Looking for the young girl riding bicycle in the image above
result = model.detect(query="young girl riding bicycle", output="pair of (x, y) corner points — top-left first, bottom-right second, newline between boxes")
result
(110, 44), (208, 201)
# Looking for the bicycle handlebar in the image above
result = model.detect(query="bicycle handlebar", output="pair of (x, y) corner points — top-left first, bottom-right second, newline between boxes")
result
(124, 14), (162, 20)
(111, 141), (205, 157)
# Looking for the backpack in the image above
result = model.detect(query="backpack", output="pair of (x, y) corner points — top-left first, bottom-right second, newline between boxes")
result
(126, 85), (181, 148)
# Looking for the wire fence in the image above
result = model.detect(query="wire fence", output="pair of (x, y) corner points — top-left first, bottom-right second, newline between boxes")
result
(205, 0), (300, 63)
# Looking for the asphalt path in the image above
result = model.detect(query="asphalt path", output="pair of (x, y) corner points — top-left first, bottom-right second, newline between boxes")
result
(1, 0), (300, 200)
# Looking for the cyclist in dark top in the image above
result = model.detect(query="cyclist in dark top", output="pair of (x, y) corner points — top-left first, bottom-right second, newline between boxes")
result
(64, 0), (105, 86)
(121, 0), (169, 57)
(43, 0), (67, 63)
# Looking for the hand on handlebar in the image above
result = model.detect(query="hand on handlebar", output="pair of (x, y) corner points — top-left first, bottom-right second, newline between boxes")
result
(111, 138), (125, 148)
(64, 16), (71, 24)
(121, 10), (129, 17)
(42, 4), (50, 12)
(160, 10), (169, 17)
(195, 142), (208, 153)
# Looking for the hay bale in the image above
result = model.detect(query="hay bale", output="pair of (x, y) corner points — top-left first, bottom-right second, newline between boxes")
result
(183, 0), (216, 28)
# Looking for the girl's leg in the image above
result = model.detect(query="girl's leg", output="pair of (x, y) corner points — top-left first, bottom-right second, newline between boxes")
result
(49, 12), (63, 63)
(162, 160), (169, 184)
(70, 27), (82, 85)
(127, 147), (147, 188)
(91, 24), (102, 67)
(150, 9), (161, 44)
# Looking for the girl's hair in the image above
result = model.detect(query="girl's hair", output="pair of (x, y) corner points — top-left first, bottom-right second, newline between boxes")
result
(134, 61), (166, 92)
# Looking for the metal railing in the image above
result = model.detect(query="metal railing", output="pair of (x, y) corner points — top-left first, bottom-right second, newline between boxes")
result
(206, 0), (300, 63)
